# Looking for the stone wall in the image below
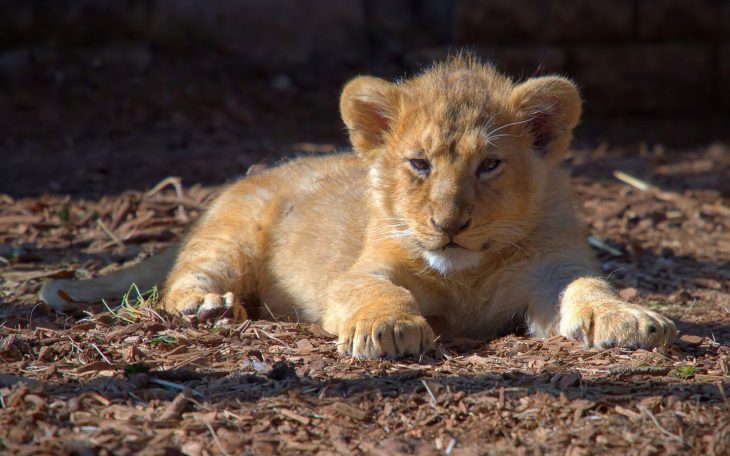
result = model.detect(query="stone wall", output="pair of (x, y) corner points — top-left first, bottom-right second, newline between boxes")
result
(1, 0), (728, 117)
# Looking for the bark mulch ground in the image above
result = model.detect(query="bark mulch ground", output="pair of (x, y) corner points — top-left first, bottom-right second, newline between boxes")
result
(0, 48), (728, 456)
(0, 144), (728, 455)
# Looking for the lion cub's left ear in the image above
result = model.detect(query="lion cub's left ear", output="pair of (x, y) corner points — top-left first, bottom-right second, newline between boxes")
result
(509, 76), (582, 165)
(340, 76), (400, 154)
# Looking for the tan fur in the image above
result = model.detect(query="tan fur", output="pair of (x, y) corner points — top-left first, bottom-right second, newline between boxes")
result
(40, 248), (177, 312)
(42, 57), (677, 358)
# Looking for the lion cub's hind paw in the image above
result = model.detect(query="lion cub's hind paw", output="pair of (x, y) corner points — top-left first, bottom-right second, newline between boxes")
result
(561, 302), (677, 350)
(175, 291), (248, 322)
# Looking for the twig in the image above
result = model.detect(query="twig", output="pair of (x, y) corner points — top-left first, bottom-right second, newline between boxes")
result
(638, 405), (682, 442)
(145, 176), (188, 221)
(262, 302), (280, 322)
(146, 195), (203, 210)
(96, 219), (124, 248)
(27, 303), (42, 331)
(109, 197), (132, 230)
(65, 336), (82, 353)
(223, 410), (248, 421)
(206, 422), (230, 456)
(236, 319), (253, 337)
(257, 329), (289, 346)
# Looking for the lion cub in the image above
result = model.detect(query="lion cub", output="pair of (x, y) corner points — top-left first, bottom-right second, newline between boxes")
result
(44, 57), (677, 358)
(158, 56), (676, 357)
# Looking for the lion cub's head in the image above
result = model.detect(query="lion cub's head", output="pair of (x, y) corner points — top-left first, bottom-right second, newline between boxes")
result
(340, 56), (582, 274)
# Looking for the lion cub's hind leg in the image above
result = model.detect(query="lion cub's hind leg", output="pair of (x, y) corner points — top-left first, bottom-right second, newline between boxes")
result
(161, 180), (269, 322)
(163, 237), (253, 322)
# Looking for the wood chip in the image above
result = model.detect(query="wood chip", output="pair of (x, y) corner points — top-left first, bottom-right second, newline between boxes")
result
(614, 405), (642, 420)
(159, 388), (193, 421)
(331, 402), (368, 421)
(279, 408), (311, 425)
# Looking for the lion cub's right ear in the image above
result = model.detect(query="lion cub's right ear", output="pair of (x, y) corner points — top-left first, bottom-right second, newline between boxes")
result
(340, 76), (400, 153)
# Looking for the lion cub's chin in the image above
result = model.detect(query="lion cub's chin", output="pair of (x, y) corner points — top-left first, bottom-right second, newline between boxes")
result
(423, 247), (484, 275)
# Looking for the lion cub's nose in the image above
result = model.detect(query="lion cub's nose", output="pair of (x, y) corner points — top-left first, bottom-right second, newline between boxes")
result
(430, 217), (471, 238)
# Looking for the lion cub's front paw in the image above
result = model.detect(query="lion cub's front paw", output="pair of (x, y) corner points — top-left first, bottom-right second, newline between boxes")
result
(337, 313), (435, 359)
(560, 301), (677, 349)
(164, 290), (248, 322)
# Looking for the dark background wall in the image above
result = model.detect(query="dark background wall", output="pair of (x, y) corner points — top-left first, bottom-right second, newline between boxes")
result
(1, 0), (728, 149)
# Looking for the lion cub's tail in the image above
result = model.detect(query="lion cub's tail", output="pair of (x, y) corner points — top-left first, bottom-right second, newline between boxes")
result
(39, 247), (178, 312)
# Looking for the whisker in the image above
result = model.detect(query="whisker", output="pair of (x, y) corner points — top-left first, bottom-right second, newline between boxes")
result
(484, 117), (534, 137)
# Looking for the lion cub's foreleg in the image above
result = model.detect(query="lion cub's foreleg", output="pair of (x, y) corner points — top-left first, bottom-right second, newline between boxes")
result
(556, 277), (676, 348)
(524, 262), (677, 349)
(324, 274), (435, 358)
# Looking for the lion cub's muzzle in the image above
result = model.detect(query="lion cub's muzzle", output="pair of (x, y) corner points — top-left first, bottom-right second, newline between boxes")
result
(429, 215), (471, 239)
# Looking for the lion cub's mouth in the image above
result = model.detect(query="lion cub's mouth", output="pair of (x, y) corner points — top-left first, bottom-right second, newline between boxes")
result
(423, 241), (484, 274)
(441, 241), (477, 252)
(416, 239), (474, 253)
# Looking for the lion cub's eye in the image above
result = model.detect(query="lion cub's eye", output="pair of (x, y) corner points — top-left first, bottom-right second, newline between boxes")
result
(409, 158), (431, 174)
(477, 158), (502, 176)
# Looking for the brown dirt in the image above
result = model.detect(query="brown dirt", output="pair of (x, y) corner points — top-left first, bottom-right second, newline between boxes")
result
(1, 47), (729, 455)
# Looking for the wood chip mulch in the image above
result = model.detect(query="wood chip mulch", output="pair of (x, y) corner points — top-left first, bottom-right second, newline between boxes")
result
(0, 145), (728, 455)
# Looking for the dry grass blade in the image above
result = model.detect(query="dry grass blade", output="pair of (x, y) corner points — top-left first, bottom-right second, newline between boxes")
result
(613, 170), (651, 191)
(421, 379), (438, 405)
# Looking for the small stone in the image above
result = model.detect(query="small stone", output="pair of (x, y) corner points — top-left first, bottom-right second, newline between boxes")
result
(181, 440), (204, 456)
(296, 339), (314, 349)
(619, 287), (638, 301)
(679, 334), (703, 347)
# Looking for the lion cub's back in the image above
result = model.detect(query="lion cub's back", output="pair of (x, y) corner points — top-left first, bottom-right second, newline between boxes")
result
(259, 153), (370, 321)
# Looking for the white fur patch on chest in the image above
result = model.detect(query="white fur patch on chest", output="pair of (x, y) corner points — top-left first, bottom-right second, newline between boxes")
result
(423, 248), (484, 275)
